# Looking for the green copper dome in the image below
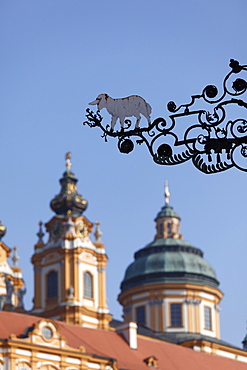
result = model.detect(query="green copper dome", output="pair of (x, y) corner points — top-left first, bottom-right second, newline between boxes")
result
(120, 238), (219, 292)
(120, 184), (219, 293)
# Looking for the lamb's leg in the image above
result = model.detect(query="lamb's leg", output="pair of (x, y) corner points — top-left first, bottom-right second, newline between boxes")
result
(111, 116), (117, 130)
(120, 116), (125, 129)
(147, 115), (151, 126)
(135, 114), (141, 128)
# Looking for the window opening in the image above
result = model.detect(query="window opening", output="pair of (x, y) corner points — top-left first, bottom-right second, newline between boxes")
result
(170, 303), (182, 327)
(47, 271), (58, 299)
(167, 222), (172, 236)
(84, 271), (93, 298)
(42, 326), (53, 340)
(136, 306), (145, 325)
(159, 223), (163, 236)
(204, 306), (212, 330)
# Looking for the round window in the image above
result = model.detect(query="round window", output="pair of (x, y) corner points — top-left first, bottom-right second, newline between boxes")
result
(42, 326), (53, 340)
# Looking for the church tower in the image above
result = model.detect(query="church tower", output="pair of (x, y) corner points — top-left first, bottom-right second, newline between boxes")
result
(118, 182), (223, 340)
(31, 153), (111, 329)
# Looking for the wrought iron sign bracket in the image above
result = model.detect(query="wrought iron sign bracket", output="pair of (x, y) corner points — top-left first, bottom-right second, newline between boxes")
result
(84, 59), (247, 174)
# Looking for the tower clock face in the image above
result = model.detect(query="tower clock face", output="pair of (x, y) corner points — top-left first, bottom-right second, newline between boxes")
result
(75, 220), (88, 238)
(50, 221), (63, 239)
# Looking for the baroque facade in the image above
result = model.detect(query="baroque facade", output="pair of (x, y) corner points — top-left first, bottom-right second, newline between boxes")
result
(0, 154), (247, 370)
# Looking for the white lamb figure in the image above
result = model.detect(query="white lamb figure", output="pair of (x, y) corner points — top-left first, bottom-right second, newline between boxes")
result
(89, 94), (152, 130)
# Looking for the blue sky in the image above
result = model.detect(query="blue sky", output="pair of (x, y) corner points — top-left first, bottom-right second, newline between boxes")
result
(1, 0), (247, 347)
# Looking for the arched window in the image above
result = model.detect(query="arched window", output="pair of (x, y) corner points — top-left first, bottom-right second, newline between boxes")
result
(84, 271), (93, 298)
(47, 271), (58, 299)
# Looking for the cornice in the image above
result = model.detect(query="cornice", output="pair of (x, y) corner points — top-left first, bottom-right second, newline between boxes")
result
(118, 282), (223, 303)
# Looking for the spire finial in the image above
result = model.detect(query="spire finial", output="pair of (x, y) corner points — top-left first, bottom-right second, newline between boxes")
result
(165, 180), (170, 205)
(65, 152), (72, 172)
(94, 221), (103, 243)
(12, 247), (20, 268)
(37, 221), (44, 243)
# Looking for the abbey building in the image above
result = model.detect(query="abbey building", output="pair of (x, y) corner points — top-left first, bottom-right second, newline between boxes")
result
(0, 154), (247, 370)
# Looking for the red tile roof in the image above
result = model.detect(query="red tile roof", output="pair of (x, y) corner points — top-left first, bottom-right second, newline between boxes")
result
(0, 311), (247, 370)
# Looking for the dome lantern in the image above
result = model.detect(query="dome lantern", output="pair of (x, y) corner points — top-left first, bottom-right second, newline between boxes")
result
(154, 181), (182, 240)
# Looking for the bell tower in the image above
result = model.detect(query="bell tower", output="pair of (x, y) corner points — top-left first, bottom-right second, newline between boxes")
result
(31, 153), (111, 329)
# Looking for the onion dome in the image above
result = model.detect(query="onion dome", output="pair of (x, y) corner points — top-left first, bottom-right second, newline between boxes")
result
(0, 221), (6, 240)
(120, 181), (219, 293)
(50, 153), (88, 217)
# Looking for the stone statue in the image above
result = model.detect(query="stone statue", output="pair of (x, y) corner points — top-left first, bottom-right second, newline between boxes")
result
(5, 276), (14, 305)
(67, 286), (74, 298)
(16, 287), (26, 308)
(0, 295), (6, 310)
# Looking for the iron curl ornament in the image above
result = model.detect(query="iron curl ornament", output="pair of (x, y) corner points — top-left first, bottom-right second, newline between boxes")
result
(84, 59), (247, 174)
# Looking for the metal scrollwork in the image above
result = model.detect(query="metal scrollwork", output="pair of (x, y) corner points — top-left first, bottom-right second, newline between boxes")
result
(84, 59), (247, 174)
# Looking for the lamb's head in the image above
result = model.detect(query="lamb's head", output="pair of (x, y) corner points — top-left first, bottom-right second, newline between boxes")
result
(89, 94), (108, 110)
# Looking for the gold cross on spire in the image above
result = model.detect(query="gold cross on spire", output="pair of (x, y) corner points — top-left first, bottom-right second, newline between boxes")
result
(165, 180), (170, 205)
(65, 152), (72, 171)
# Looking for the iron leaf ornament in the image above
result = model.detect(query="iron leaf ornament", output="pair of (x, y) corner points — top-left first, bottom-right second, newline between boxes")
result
(84, 59), (247, 174)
